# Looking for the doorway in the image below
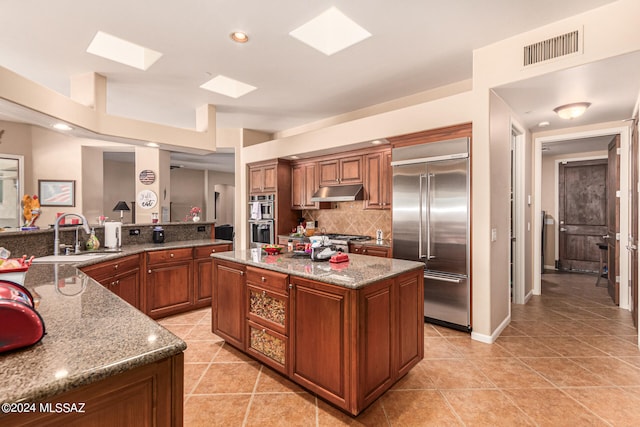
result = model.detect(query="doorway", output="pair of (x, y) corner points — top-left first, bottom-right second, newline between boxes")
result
(510, 125), (526, 304)
(0, 154), (24, 228)
(534, 126), (630, 312)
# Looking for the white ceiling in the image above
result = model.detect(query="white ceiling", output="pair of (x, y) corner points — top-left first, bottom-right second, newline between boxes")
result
(0, 0), (634, 170)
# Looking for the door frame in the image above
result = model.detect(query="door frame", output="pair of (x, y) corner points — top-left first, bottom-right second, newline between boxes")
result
(511, 122), (527, 304)
(534, 125), (630, 310)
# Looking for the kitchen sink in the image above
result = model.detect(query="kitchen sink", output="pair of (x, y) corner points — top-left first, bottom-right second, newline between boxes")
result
(32, 253), (111, 263)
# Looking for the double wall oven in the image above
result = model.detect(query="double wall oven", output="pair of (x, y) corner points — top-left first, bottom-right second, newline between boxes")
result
(249, 194), (275, 247)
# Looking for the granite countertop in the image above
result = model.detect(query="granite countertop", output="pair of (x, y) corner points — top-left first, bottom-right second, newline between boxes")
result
(212, 249), (423, 289)
(0, 239), (232, 405)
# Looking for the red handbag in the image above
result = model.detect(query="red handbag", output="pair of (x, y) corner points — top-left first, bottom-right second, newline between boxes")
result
(0, 280), (46, 353)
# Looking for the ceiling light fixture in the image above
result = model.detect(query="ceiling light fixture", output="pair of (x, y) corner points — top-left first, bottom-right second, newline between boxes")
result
(53, 123), (72, 131)
(537, 121), (550, 128)
(146, 142), (159, 148)
(553, 102), (591, 120)
(230, 31), (249, 43)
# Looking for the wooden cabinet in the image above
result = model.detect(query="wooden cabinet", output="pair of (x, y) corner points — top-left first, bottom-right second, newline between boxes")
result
(290, 276), (351, 409)
(349, 243), (391, 258)
(146, 248), (194, 319)
(81, 254), (142, 310)
(291, 162), (326, 210)
(318, 155), (363, 186)
(2, 354), (184, 427)
(212, 259), (246, 349)
(364, 149), (392, 209)
(194, 243), (233, 308)
(245, 266), (290, 374)
(249, 163), (277, 194)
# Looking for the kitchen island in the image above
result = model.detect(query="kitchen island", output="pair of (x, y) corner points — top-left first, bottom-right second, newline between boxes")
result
(212, 249), (424, 416)
(0, 261), (186, 426)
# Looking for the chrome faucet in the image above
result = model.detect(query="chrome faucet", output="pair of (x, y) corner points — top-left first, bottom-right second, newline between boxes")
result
(53, 213), (91, 256)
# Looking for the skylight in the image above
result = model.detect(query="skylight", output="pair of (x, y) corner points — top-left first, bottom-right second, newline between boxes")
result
(289, 7), (371, 56)
(86, 31), (163, 70)
(200, 75), (257, 99)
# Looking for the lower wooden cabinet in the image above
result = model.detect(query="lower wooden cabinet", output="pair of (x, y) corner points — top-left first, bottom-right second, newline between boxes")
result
(146, 248), (194, 319)
(349, 243), (391, 258)
(0, 353), (184, 427)
(194, 244), (233, 308)
(212, 259), (246, 349)
(212, 259), (423, 416)
(81, 254), (142, 310)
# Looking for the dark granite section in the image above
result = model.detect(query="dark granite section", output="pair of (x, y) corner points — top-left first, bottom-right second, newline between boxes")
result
(212, 250), (423, 289)
(0, 222), (217, 258)
(0, 263), (187, 405)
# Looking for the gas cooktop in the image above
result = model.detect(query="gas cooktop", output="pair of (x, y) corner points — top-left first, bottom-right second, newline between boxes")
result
(324, 234), (372, 242)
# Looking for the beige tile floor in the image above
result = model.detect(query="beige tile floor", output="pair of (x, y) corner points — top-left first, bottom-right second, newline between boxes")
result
(159, 272), (640, 426)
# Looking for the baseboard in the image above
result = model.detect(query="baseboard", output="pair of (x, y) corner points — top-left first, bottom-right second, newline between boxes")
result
(524, 290), (533, 303)
(471, 314), (511, 344)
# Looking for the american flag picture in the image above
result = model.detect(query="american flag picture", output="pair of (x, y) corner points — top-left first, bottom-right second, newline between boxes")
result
(39, 180), (75, 206)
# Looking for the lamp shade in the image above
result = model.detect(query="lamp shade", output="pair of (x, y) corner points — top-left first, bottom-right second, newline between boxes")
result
(113, 201), (130, 212)
(553, 102), (591, 120)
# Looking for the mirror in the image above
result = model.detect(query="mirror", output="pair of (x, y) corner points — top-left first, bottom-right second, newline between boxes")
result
(0, 155), (23, 228)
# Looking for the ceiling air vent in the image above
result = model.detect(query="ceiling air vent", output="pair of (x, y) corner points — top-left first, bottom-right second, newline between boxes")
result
(523, 30), (580, 66)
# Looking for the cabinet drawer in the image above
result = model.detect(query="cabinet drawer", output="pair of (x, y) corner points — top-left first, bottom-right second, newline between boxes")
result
(246, 266), (288, 292)
(194, 244), (231, 259)
(247, 285), (288, 335)
(81, 254), (140, 280)
(247, 320), (288, 374)
(147, 247), (193, 265)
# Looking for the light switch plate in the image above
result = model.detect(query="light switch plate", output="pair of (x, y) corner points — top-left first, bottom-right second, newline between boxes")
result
(491, 228), (497, 242)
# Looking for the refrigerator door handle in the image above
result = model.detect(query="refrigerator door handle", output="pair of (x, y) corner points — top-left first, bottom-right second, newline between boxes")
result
(419, 174), (427, 260)
(424, 273), (463, 283)
(427, 173), (435, 260)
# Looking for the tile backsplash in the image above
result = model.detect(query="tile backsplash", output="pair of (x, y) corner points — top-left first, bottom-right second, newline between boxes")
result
(302, 201), (391, 240)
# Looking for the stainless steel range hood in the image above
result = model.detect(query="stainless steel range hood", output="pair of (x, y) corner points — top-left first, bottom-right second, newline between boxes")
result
(310, 184), (364, 202)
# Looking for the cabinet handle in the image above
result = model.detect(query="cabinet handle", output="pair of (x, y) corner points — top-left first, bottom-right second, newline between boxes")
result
(114, 264), (119, 270)
(240, 271), (244, 276)
(261, 276), (266, 282)
(262, 329), (266, 333)
(115, 280), (119, 285)
(148, 269), (152, 274)
(288, 284), (293, 289)
(262, 290), (266, 296)
(170, 253), (174, 258)
(211, 249), (216, 253)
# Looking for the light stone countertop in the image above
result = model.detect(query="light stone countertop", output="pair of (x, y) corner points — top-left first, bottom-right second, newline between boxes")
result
(212, 249), (423, 289)
(0, 239), (232, 405)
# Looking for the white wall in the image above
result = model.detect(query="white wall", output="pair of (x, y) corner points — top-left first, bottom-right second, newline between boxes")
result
(103, 159), (135, 223)
(170, 168), (205, 221)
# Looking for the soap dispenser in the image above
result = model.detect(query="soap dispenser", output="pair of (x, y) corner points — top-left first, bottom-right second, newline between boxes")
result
(86, 228), (100, 250)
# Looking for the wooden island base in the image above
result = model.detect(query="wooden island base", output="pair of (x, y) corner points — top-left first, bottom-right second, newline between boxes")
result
(213, 253), (424, 416)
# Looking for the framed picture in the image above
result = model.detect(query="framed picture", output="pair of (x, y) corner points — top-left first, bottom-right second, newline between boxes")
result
(38, 180), (75, 207)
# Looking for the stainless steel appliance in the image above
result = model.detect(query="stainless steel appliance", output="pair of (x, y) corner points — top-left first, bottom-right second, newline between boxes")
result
(324, 234), (371, 253)
(249, 194), (274, 220)
(249, 220), (275, 246)
(391, 137), (470, 331)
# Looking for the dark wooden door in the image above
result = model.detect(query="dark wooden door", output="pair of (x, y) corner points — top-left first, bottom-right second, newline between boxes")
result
(558, 159), (608, 272)
(212, 260), (246, 349)
(630, 121), (638, 326)
(608, 136), (620, 304)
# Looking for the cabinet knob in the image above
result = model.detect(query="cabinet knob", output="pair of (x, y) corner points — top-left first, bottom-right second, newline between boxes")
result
(262, 290), (266, 296)
(170, 253), (174, 258)
(115, 280), (119, 285)
(240, 271), (244, 276)
(261, 276), (266, 282)
(211, 249), (216, 253)
(148, 269), (152, 274)
(262, 329), (266, 333)
(114, 264), (119, 270)
(288, 284), (293, 289)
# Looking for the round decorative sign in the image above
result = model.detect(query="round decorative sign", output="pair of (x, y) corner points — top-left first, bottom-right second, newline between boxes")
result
(137, 190), (158, 209)
(138, 169), (156, 185)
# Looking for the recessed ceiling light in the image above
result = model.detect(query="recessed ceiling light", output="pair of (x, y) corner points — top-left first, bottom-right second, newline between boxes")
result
(289, 7), (371, 56)
(230, 31), (249, 43)
(538, 121), (550, 127)
(53, 123), (72, 131)
(200, 75), (257, 99)
(553, 102), (591, 120)
(146, 142), (159, 148)
(290, 155), (299, 160)
(86, 31), (162, 70)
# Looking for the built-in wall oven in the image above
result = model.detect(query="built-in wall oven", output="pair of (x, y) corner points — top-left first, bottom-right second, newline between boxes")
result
(249, 194), (274, 220)
(249, 220), (275, 247)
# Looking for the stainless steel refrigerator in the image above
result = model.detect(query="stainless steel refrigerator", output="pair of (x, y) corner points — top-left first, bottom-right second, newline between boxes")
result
(391, 137), (470, 331)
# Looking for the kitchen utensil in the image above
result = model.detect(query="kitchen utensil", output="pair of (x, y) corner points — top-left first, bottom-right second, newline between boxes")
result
(311, 245), (337, 261)
(152, 226), (165, 243)
(330, 253), (350, 263)
(104, 222), (122, 248)
(262, 244), (283, 255)
(0, 279), (46, 353)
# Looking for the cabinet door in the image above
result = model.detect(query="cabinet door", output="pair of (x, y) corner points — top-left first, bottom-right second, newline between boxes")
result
(112, 268), (141, 310)
(249, 167), (264, 193)
(396, 270), (424, 377)
(146, 261), (193, 319)
(290, 276), (350, 408)
(349, 243), (364, 255)
(364, 150), (391, 210)
(262, 164), (277, 192)
(247, 285), (288, 335)
(291, 165), (305, 209)
(247, 320), (288, 375)
(318, 160), (340, 186)
(212, 260), (246, 349)
(339, 156), (363, 184)
(194, 257), (213, 308)
(383, 151), (392, 208)
(303, 163), (319, 208)
(362, 246), (390, 258)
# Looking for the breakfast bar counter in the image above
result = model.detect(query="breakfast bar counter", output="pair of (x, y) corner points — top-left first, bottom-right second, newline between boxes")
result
(211, 249), (424, 416)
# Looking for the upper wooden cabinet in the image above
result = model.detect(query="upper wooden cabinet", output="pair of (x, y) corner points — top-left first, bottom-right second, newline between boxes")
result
(364, 149), (392, 210)
(291, 162), (331, 210)
(249, 163), (277, 194)
(318, 155), (363, 186)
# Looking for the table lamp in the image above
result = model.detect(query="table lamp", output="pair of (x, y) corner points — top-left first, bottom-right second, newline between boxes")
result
(113, 201), (130, 222)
